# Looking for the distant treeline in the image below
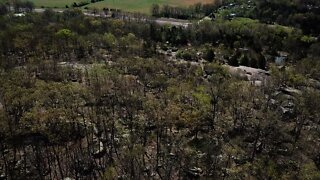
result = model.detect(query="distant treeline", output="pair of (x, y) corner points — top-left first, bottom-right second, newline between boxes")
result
(0, 0), (34, 13)
(151, 2), (220, 19)
(71, 0), (104, 8)
(252, 0), (320, 35)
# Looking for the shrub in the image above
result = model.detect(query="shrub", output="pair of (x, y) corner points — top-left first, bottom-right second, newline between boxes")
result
(176, 49), (197, 61)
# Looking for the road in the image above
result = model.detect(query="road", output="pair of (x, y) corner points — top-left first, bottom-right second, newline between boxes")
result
(154, 18), (192, 28)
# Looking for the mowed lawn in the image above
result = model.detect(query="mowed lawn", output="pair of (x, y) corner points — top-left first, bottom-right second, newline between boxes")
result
(8, 0), (216, 14)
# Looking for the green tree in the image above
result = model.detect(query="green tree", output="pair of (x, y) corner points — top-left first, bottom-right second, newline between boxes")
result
(151, 4), (160, 17)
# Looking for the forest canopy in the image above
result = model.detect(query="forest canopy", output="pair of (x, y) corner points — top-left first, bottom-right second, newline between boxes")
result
(0, 0), (319, 179)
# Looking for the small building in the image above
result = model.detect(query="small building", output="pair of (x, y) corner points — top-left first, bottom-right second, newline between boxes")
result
(275, 51), (289, 66)
(199, 13), (215, 23)
(14, 13), (25, 17)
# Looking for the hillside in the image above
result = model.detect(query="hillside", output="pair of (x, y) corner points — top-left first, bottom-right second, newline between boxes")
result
(0, 0), (319, 179)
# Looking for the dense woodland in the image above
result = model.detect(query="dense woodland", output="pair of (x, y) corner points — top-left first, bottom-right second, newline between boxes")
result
(0, 0), (320, 179)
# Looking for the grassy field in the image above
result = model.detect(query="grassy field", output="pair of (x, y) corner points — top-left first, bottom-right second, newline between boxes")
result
(2, 0), (216, 14)
(0, 0), (85, 8)
(86, 0), (216, 14)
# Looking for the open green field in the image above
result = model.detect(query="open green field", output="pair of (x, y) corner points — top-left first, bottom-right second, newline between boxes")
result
(1, 0), (216, 14)
(86, 0), (215, 14)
